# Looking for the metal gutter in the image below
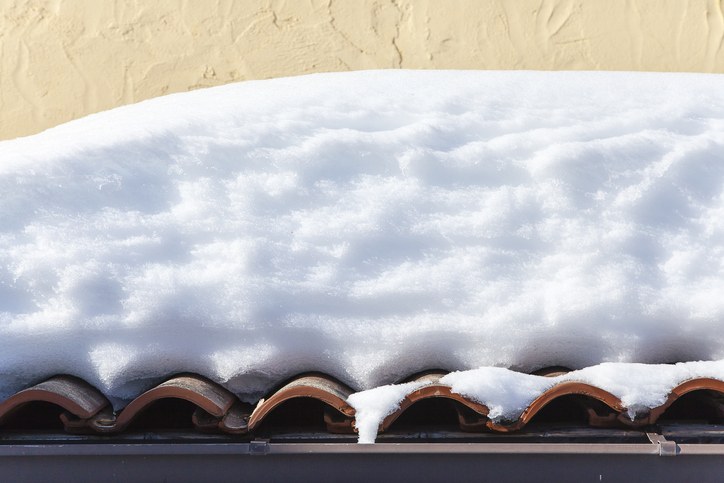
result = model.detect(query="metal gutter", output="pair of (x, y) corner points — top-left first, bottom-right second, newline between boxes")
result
(11, 438), (724, 456)
(0, 441), (665, 456)
(678, 444), (724, 454)
(2, 439), (724, 482)
(3, 427), (724, 482)
(0, 427), (719, 456)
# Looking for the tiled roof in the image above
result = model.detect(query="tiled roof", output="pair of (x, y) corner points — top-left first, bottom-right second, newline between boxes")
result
(1, 370), (724, 435)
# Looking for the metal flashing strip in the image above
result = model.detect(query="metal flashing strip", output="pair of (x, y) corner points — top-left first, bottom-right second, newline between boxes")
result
(2, 440), (723, 456)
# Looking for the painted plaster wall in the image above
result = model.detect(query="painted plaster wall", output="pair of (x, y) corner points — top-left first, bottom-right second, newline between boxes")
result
(1, 0), (723, 140)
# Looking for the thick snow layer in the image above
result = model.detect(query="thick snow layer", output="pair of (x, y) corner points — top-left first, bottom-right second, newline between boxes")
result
(351, 360), (724, 443)
(2, 70), (724, 407)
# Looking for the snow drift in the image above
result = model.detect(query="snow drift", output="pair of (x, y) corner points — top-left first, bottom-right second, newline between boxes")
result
(1, 70), (724, 410)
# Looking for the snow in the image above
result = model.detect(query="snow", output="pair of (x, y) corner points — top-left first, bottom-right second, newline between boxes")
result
(1, 70), (724, 413)
(347, 379), (432, 444)
(350, 360), (724, 443)
(439, 362), (715, 422)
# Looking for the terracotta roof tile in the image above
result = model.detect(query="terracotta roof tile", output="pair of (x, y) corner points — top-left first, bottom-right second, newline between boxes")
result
(487, 382), (626, 432)
(246, 374), (355, 432)
(3, 372), (724, 436)
(378, 372), (488, 433)
(0, 375), (108, 429)
(89, 374), (235, 433)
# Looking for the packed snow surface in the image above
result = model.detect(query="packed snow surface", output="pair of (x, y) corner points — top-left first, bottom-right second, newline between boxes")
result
(2, 70), (724, 408)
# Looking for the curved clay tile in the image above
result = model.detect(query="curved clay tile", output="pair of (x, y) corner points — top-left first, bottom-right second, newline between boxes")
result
(455, 368), (575, 432)
(378, 372), (489, 433)
(89, 374), (236, 432)
(190, 401), (254, 433)
(639, 377), (724, 425)
(457, 377), (724, 432)
(243, 373), (356, 433)
(487, 381), (626, 432)
(0, 375), (109, 428)
(324, 406), (356, 433)
(215, 401), (254, 433)
(583, 378), (724, 429)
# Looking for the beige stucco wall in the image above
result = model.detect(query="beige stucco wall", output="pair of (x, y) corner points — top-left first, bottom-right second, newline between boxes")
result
(1, 0), (723, 141)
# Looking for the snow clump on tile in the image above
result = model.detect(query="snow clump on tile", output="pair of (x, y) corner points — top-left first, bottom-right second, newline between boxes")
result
(350, 360), (724, 443)
(347, 379), (432, 444)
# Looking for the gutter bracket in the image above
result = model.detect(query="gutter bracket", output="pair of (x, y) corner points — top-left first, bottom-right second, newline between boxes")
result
(249, 439), (270, 455)
(646, 432), (677, 456)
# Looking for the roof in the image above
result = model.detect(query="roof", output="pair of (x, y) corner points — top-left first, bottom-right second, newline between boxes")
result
(6, 371), (724, 481)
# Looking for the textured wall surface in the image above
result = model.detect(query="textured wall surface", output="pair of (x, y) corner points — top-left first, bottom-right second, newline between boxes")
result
(1, 0), (723, 141)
